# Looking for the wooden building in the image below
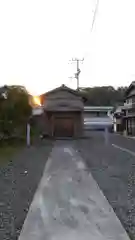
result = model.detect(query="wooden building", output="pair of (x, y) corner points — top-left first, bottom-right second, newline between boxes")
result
(113, 106), (125, 133)
(35, 85), (84, 138)
(123, 82), (135, 135)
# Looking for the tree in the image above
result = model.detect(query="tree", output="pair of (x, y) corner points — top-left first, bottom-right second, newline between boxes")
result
(80, 86), (127, 106)
(0, 85), (32, 137)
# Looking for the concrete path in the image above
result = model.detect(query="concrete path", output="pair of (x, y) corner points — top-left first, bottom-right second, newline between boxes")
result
(19, 141), (130, 240)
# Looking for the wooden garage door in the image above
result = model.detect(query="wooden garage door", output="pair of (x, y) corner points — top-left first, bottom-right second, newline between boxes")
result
(54, 117), (74, 137)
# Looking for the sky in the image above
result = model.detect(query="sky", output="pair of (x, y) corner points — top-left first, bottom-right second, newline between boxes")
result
(0, 0), (135, 95)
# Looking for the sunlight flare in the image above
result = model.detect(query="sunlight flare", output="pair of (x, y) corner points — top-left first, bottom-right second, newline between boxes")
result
(32, 96), (41, 106)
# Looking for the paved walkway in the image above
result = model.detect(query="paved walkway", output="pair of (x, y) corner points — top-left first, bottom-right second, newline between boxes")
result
(19, 141), (130, 240)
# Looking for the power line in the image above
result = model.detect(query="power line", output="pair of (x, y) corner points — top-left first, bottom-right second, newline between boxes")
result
(83, 0), (100, 62)
(91, 0), (100, 33)
(68, 0), (100, 86)
(79, 0), (100, 59)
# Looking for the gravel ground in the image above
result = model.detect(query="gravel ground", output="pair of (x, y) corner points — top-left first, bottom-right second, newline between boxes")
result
(75, 132), (135, 239)
(0, 140), (53, 240)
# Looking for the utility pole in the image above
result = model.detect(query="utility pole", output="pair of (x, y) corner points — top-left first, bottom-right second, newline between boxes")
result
(70, 58), (84, 90)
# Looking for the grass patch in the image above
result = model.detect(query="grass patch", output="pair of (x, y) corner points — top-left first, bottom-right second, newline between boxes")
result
(0, 142), (24, 165)
(0, 146), (17, 156)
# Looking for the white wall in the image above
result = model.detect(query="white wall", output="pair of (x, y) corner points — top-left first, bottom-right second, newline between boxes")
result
(32, 107), (43, 116)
